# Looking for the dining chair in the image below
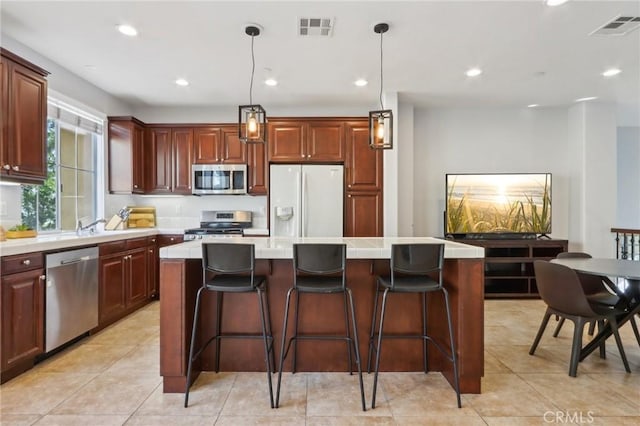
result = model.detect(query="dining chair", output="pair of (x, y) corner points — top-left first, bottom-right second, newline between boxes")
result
(184, 243), (275, 408)
(368, 243), (461, 408)
(530, 260), (631, 377)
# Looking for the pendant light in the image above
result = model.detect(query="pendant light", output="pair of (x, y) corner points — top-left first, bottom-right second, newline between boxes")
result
(238, 25), (266, 143)
(369, 23), (393, 149)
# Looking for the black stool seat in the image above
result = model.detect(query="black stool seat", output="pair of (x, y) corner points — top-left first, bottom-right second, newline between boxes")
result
(275, 243), (366, 411)
(184, 243), (275, 408)
(377, 275), (440, 292)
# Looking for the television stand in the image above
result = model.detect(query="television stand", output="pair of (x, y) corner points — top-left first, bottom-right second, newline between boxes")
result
(454, 238), (568, 298)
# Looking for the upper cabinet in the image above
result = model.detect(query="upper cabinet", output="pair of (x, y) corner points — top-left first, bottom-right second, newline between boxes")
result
(0, 49), (49, 183)
(247, 142), (267, 195)
(344, 120), (383, 192)
(146, 126), (193, 195)
(268, 119), (344, 163)
(108, 117), (146, 194)
(193, 125), (246, 164)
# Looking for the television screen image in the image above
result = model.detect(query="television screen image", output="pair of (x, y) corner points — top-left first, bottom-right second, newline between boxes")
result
(446, 173), (551, 236)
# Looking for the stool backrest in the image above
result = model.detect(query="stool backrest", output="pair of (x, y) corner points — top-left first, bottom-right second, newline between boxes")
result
(533, 260), (595, 317)
(390, 244), (444, 288)
(202, 243), (256, 283)
(293, 243), (346, 287)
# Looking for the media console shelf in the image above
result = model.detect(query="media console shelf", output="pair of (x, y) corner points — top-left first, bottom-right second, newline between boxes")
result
(457, 238), (568, 298)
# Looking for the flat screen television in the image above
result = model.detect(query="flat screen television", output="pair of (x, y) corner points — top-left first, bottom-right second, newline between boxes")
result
(445, 173), (551, 238)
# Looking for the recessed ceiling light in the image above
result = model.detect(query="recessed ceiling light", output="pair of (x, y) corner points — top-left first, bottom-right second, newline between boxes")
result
(265, 78), (278, 87)
(354, 79), (368, 87)
(175, 78), (189, 87)
(546, 0), (569, 6)
(602, 68), (621, 77)
(117, 24), (138, 37)
(575, 96), (598, 102)
(465, 68), (482, 77)
(527, 104), (539, 108)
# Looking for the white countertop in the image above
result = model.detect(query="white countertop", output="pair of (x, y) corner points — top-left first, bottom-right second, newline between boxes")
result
(0, 229), (161, 257)
(160, 236), (485, 259)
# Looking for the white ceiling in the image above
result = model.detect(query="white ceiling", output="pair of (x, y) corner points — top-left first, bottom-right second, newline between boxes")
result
(1, 0), (639, 109)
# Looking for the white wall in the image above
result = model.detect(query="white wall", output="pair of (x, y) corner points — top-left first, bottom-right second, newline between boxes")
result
(397, 101), (414, 237)
(412, 106), (570, 238)
(616, 126), (640, 229)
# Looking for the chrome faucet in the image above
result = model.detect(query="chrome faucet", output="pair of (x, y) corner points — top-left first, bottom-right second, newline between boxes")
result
(76, 219), (107, 236)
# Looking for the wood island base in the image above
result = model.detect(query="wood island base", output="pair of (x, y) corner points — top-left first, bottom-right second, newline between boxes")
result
(160, 257), (484, 394)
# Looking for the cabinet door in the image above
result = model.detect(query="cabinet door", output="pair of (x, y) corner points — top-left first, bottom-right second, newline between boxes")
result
(307, 121), (344, 161)
(247, 142), (267, 195)
(8, 62), (47, 181)
(146, 243), (158, 298)
(127, 248), (148, 307)
(0, 59), (8, 176)
(345, 191), (383, 237)
(220, 126), (246, 164)
(268, 122), (305, 162)
(193, 126), (221, 164)
(132, 124), (145, 193)
(172, 128), (193, 194)
(99, 255), (126, 324)
(345, 121), (383, 191)
(147, 127), (172, 193)
(1, 269), (45, 371)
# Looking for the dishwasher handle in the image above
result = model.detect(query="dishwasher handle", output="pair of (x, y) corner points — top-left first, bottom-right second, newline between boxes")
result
(60, 256), (92, 265)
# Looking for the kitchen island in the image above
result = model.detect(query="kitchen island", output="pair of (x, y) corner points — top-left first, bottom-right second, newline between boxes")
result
(159, 237), (485, 394)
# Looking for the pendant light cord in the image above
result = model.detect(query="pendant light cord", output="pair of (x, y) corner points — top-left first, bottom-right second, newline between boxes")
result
(379, 30), (384, 110)
(249, 34), (255, 105)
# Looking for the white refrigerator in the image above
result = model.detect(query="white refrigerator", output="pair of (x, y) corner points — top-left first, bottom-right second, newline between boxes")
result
(270, 164), (344, 237)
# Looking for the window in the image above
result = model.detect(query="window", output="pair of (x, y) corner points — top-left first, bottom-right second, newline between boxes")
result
(21, 99), (103, 232)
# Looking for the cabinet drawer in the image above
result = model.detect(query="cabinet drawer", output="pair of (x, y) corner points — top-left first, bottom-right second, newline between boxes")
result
(158, 234), (183, 247)
(126, 237), (148, 250)
(99, 240), (127, 256)
(1, 252), (44, 275)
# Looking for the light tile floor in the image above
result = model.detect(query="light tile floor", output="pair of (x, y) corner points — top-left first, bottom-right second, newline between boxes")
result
(1, 300), (639, 425)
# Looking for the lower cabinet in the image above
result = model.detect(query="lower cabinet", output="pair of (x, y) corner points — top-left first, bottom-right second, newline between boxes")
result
(147, 236), (158, 298)
(98, 238), (149, 326)
(1, 252), (45, 383)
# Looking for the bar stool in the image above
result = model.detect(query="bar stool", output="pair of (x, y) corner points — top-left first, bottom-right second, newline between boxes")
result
(184, 243), (275, 408)
(368, 243), (461, 408)
(275, 243), (366, 411)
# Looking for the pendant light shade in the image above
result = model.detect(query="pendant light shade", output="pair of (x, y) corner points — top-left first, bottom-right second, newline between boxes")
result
(369, 23), (393, 150)
(238, 25), (267, 143)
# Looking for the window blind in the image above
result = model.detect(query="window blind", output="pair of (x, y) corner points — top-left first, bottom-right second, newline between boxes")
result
(47, 98), (104, 135)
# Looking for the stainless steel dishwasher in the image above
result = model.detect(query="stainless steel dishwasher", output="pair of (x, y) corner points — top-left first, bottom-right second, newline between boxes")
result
(45, 246), (99, 352)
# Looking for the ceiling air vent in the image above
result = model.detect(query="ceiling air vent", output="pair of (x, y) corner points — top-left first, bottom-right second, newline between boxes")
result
(298, 17), (334, 36)
(591, 15), (640, 36)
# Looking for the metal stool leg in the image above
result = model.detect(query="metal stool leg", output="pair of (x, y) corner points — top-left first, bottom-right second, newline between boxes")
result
(422, 292), (428, 374)
(343, 291), (353, 375)
(346, 288), (366, 411)
(367, 283), (381, 373)
(275, 287), (294, 408)
(184, 287), (204, 408)
(442, 287), (461, 408)
(214, 291), (223, 372)
(372, 288), (390, 409)
(257, 287), (275, 408)
(291, 291), (300, 374)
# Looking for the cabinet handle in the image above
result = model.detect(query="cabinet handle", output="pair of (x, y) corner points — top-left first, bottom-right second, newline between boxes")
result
(149, 249), (153, 253)
(39, 275), (46, 281)
(301, 154), (305, 158)
(133, 184), (138, 188)
(348, 184), (352, 188)
(307, 155), (310, 158)
(12, 165), (19, 171)
(170, 237), (175, 242)
(22, 259), (31, 266)
(2, 164), (9, 170)
(348, 194), (352, 198)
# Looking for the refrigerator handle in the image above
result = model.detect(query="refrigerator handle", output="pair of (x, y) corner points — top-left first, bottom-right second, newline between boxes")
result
(301, 170), (307, 237)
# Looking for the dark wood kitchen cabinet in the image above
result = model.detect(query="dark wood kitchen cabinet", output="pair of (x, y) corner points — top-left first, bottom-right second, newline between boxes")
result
(147, 236), (158, 299)
(247, 141), (267, 195)
(344, 120), (383, 236)
(193, 125), (246, 164)
(0, 48), (49, 183)
(146, 127), (193, 194)
(268, 119), (345, 162)
(108, 117), (146, 194)
(98, 238), (148, 327)
(1, 252), (45, 384)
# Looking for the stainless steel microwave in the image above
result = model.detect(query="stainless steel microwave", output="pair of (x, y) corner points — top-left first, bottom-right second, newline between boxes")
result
(192, 164), (247, 195)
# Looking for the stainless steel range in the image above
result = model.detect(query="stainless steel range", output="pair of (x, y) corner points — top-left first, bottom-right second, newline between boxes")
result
(184, 210), (252, 240)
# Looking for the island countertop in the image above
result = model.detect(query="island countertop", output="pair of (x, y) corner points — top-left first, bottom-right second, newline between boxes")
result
(160, 236), (485, 259)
